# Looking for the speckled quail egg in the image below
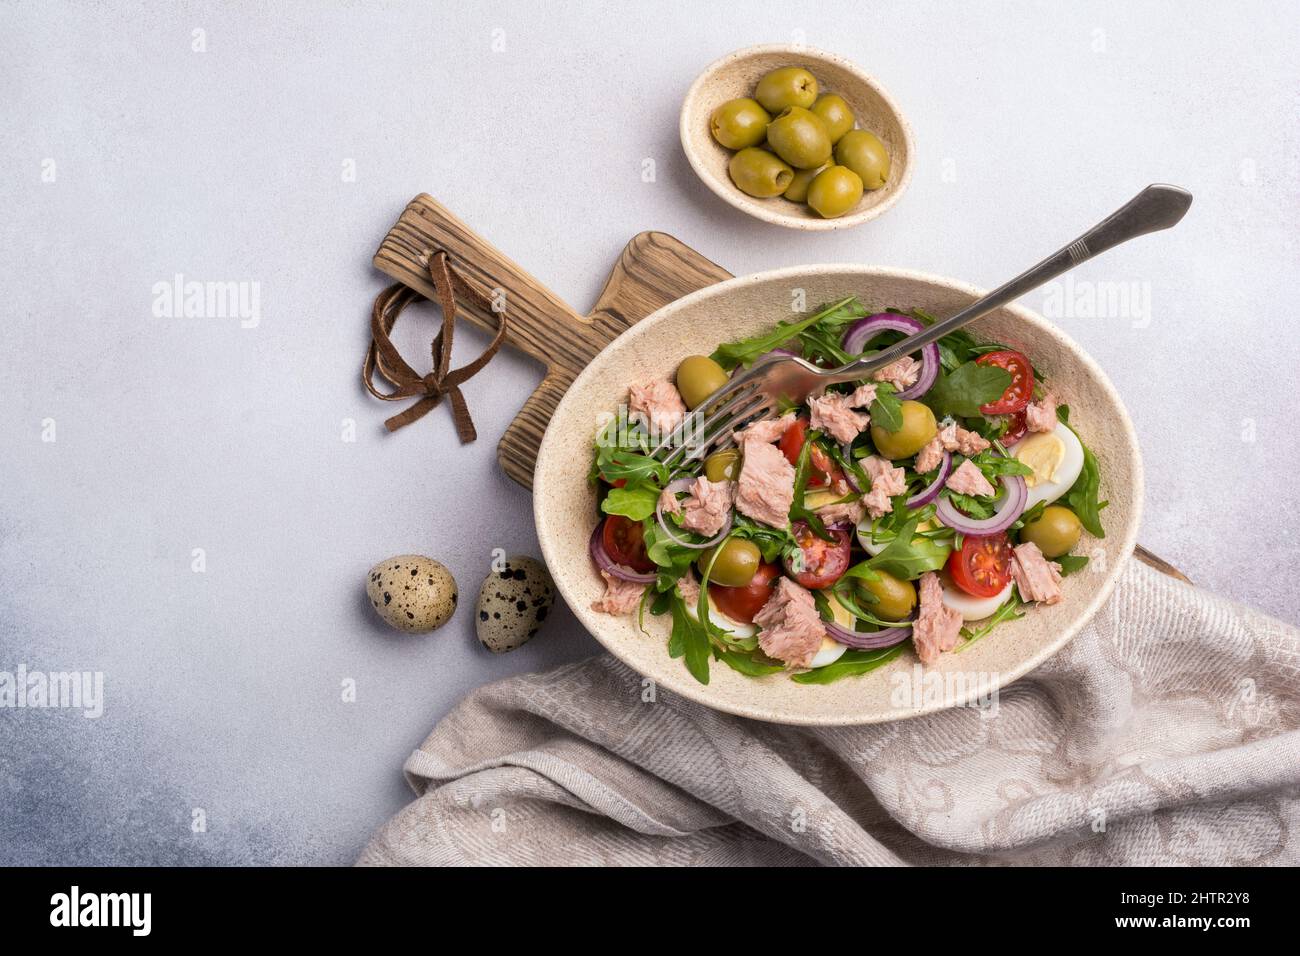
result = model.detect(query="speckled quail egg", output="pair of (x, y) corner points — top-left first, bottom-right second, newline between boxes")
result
(366, 555), (458, 633)
(476, 556), (555, 653)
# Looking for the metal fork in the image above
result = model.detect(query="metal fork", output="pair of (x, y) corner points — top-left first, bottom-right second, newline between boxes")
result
(651, 183), (1192, 470)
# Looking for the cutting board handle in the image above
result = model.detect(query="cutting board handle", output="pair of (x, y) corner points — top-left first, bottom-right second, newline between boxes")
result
(373, 194), (613, 487)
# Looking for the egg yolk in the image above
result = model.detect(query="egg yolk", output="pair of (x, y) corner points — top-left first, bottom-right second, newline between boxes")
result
(1015, 432), (1066, 487)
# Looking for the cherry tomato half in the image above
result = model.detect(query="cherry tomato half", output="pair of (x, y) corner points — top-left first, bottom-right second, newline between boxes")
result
(778, 417), (842, 489)
(975, 350), (1034, 415)
(602, 515), (655, 573)
(785, 521), (852, 590)
(947, 533), (1013, 598)
(999, 409), (1028, 446)
(709, 562), (780, 624)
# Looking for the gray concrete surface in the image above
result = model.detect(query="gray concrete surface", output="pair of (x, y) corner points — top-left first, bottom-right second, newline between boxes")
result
(1, 1), (1297, 865)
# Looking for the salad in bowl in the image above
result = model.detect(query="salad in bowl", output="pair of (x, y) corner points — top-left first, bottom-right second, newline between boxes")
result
(587, 296), (1105, 685)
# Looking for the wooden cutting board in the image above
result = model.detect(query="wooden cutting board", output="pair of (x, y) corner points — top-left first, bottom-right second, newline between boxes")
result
(374, 194), (1189, 584)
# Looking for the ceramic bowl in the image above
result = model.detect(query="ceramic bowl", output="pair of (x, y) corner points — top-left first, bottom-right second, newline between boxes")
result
(533, 265), (1141, 726)
(680, 45), (915, 230)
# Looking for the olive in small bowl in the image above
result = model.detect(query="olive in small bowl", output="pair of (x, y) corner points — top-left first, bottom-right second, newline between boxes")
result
(754, 66), (818, 113)
(766, 106), (833, 170)
(834, 129), (891, 190)
(782, 163), (828, 203)
(811, 94), (855, 144)
(709, 97), (771, 150)
(728, 147), (794, 198)
(806, 165), (863, 219)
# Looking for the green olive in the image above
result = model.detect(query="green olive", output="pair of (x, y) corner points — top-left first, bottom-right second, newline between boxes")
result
(1020, 506), (1083, 558)
(855, 569), (917, 621)
(806, 165), (863, 218)
(700, 538), (761, 588)
(728, 147), (795, 198)
(811, 94), (855, 143)
(709, 97), (771, 150)
(870, 400), (937, 460)
(765, 106), (832, 170)
(753, 66), (818, 113)
(782, 163), (827, 203)
(704, 448), (741, 482)
(675, 355), (729, 409)
(834, 129), (891, 190)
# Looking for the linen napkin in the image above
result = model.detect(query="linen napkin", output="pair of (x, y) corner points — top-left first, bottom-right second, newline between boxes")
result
(357, 558), (1300, 866)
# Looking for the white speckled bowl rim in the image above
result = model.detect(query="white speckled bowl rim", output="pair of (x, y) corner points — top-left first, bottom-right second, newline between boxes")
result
(534, 265), (1142, 726)
(680, 44), (915, 231)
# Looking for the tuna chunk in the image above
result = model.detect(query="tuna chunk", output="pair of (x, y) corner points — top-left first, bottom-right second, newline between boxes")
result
(915, 437), (945, 473)
(937, 421), (991, 456)
(872, 356), (921, 392)
(628, 379), (686, 436)
(677, 477), (734, 537)
(1025, 393), (1059, 433)
(591, 571), (646, 615)
(677, 571), (700, 607)
(807, 392), (870, 443)
(754, 577), (826, 669)
(946, 459), (996, 497)
(817, 497), (867, 527)
(846, 383), (878, 407)
(912, 571), (964, 665)
(861, 454), (907, 518)
(735, 439), (795, 528)
(734, 411), (796, 446)
(1011, 541), (1063, 605)
(658, 486), (681, 515)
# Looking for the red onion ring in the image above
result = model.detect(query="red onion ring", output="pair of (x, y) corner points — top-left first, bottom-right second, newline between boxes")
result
(654, 478), (733, 550)
(906, 450), (952, 508)
(935, 474), (1027, 537)
(589, 520), (657, 584)
(841, 313), (940, 399)
(825, 619), (911, 649)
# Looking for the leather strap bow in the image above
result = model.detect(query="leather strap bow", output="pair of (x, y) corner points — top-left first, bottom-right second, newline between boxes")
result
(363, 251), (507, 443)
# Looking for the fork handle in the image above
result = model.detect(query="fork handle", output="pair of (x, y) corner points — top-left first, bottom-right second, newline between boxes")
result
(826, 183), (1193, 384)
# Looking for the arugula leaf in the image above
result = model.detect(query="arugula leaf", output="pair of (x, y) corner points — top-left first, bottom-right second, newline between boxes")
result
(594, 447), (669, 486)
(869, 382), (903, 433)
(1056, 404), (1071, 424)
(731, 514), (799, 564)
(925, 362), (1012, 418)
(945, 491), (995, 519)
(970, 449), (1033, 481)
(668, 591), (711, 684)
(714, 648), (784, 677)
(1063, 426), (1107, 538)
(1056, 554), (1089, 576)
(642, 519), (697, 591)
(1009, 499), (1047, 534)
(710, 296), (864, 370)
(865, 515), (952, 579)
(788, 427), (832, 540)
(791, 644), (907, 684)
(600, 484), (660, 521)
(956, 592), (1024, 652)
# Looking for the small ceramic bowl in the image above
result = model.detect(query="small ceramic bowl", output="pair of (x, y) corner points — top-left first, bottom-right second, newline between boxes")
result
(680, 44), (915, 230)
